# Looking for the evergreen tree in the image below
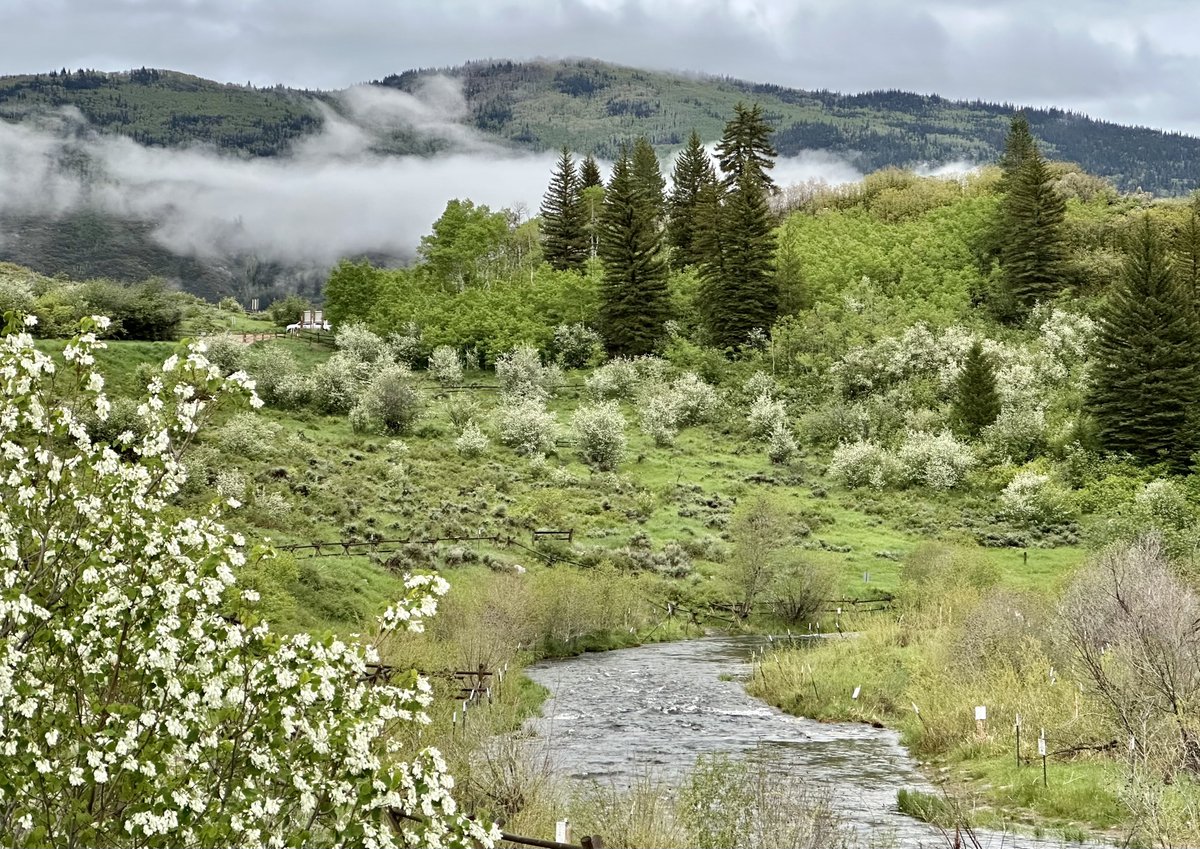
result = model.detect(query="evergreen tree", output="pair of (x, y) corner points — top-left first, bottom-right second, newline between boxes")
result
(597, 147), (671, 356)
(1173, 194), (1200, 296)
(630, 136), (666, 224)
(699, 170), (777, 350)
(951, 341), (1001, 438)
(997, 147), (1067, 315)
(579, 154), (603, 189)
(715, 102), (777, 192)
(1090, 216), (1200, 470)
(667, 130), (719, 268)
(539, 147), (588, 271)
(998, 113), (1036, 191)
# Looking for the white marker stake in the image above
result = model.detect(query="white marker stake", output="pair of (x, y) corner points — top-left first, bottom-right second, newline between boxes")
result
(556, 821), (570, 843)
(852, 686), (861, 700)
(975, 705), (987, 738)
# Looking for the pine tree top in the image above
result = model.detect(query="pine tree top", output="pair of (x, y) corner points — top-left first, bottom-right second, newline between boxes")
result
(716, 102), (777, 192)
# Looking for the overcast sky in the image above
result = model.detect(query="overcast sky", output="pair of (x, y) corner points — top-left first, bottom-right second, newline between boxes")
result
(2, 0), (1199, 136)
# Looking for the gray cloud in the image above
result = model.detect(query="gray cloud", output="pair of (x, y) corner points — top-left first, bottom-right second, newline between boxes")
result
(3, 1), (1198, 133)
(0, 80), (557, 266)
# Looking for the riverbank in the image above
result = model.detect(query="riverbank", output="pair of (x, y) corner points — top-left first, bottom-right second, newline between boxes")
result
(741, 540), (1200, 849)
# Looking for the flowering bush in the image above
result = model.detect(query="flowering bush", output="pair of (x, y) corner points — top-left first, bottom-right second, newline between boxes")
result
(767, 423), (798, 465)
(895, 430), (977, 489)
(455, 420), (490, 458)
(1000, 470), (1073, 526)
(428, 345), (464, 387)
(0, 315), (493, 848)
(828, 439), (894, 489)
(216, 412), (281, 459)
(495, 346), (561, 400)
(349, 363), (423, 436)
(746, 392), (789, 441)
(309, 353), (364, 414)
(586, 358), (642, 401)
(669, 372), (721, 426)
(551, 323), (605, 369)
(335, 322), (389, 364)
(201, 332), (247, 375)
(571, 401), (628, 471)
(242, 344), (302, 407)
(495, 397), (558, 456)
(638, 392), (680, 447)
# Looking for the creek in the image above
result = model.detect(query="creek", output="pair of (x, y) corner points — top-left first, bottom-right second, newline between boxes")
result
(524, 636), (1100, 849)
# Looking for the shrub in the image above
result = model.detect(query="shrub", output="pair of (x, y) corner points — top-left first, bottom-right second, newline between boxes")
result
(0, 275), (35, 316)
(670, 372), (721, 426)
(1000, 470), (1073, 526)
(981, 404), (1047, 463)
(266, 293), (311, 327)
(243, 344), (301, 407)
(386, 322), (423, 365)
(216, 412), (280, 459)
(334, 322), (388, 364)
(201, 333), (246, 376)
(496, 397), (558, 456)
(747, 391), (789, 441)
(829, 440), (894, 489)
(0, 320), (492, 848)
(895, 430), (976, 489)
(455, 420), (490, 458)
(428, 345), (464, 386)
(572, 401), (628, 471)
(442, 396), (482, 430)
(552, 323), (605, 369)
(586, 357), (642, 400)
(309, 353), (363, 413)
(217, 295), (244, 313)
(638, 392), (680, 447)
(495, 345), (560, 399)
(767, 423), (798, 464)
(349, 363), (422, 435)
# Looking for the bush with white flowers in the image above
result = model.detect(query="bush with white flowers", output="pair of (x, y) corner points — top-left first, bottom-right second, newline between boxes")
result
(767, 422), (798, 465)
(0, 314), (494, 849)
(895, 429), (977, 489)
(1000, 470), (1073, 526)
(201, 332), (247, 375)
(455, 420), (490, 458)
(669, 372), (722, 426)
(551, 323), (604, 369)
(585, 357), (642, 400)
(638, 391), (680, 447)
(349, 362), (423, 436)
(428, 345), (464, 387)
(746, 392), (789, 441)
(495, 346), (561, 400)
(571, 401), (628, 471)
(495, 397), (559, 456)
(335, 322), (389, 364)
(309, 353), (366, 414)
(828, 439), (895, 490)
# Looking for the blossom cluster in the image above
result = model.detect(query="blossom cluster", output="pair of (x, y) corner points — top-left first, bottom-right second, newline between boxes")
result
(0, 315), (494, 848)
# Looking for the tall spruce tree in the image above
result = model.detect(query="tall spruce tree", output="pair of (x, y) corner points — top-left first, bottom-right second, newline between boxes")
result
(699, 169), (777, 350)
(539, 147), (588, 271)
(951, 341), (1001, 438)
(667, 130), (719, 268)
(998, 114), (1036, 191)
(1173, 194), (1200, 296)
(597, 147), (671, 356)
(715, 102), (777, 192)
(631, 136), (667, 224)
(1090, 215), (1200, 470)
(579, 154), (603, 189)
(997, 147), (1067, 315)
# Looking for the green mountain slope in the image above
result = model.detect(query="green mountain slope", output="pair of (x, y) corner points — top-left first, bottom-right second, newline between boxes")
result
(381, 59), (1198, 195)
(2, 59), (1197, 194)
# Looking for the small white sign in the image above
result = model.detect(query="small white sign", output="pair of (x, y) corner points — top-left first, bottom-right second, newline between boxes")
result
(1014, 712), (1022, 729)
(912, 702), (920, 715)
(1038, 737), (1047, 757)
(555, 821), (570, 843)
(1129, 735), (1136, 752)
(852, 686), (861, 700)
(975, 705), (987, 722)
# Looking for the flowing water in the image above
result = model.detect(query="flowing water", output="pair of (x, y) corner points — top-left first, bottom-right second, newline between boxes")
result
(524, 636), (1103, 849)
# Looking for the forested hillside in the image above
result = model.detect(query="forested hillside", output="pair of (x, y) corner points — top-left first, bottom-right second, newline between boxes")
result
(3, 59), (1197, 193)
